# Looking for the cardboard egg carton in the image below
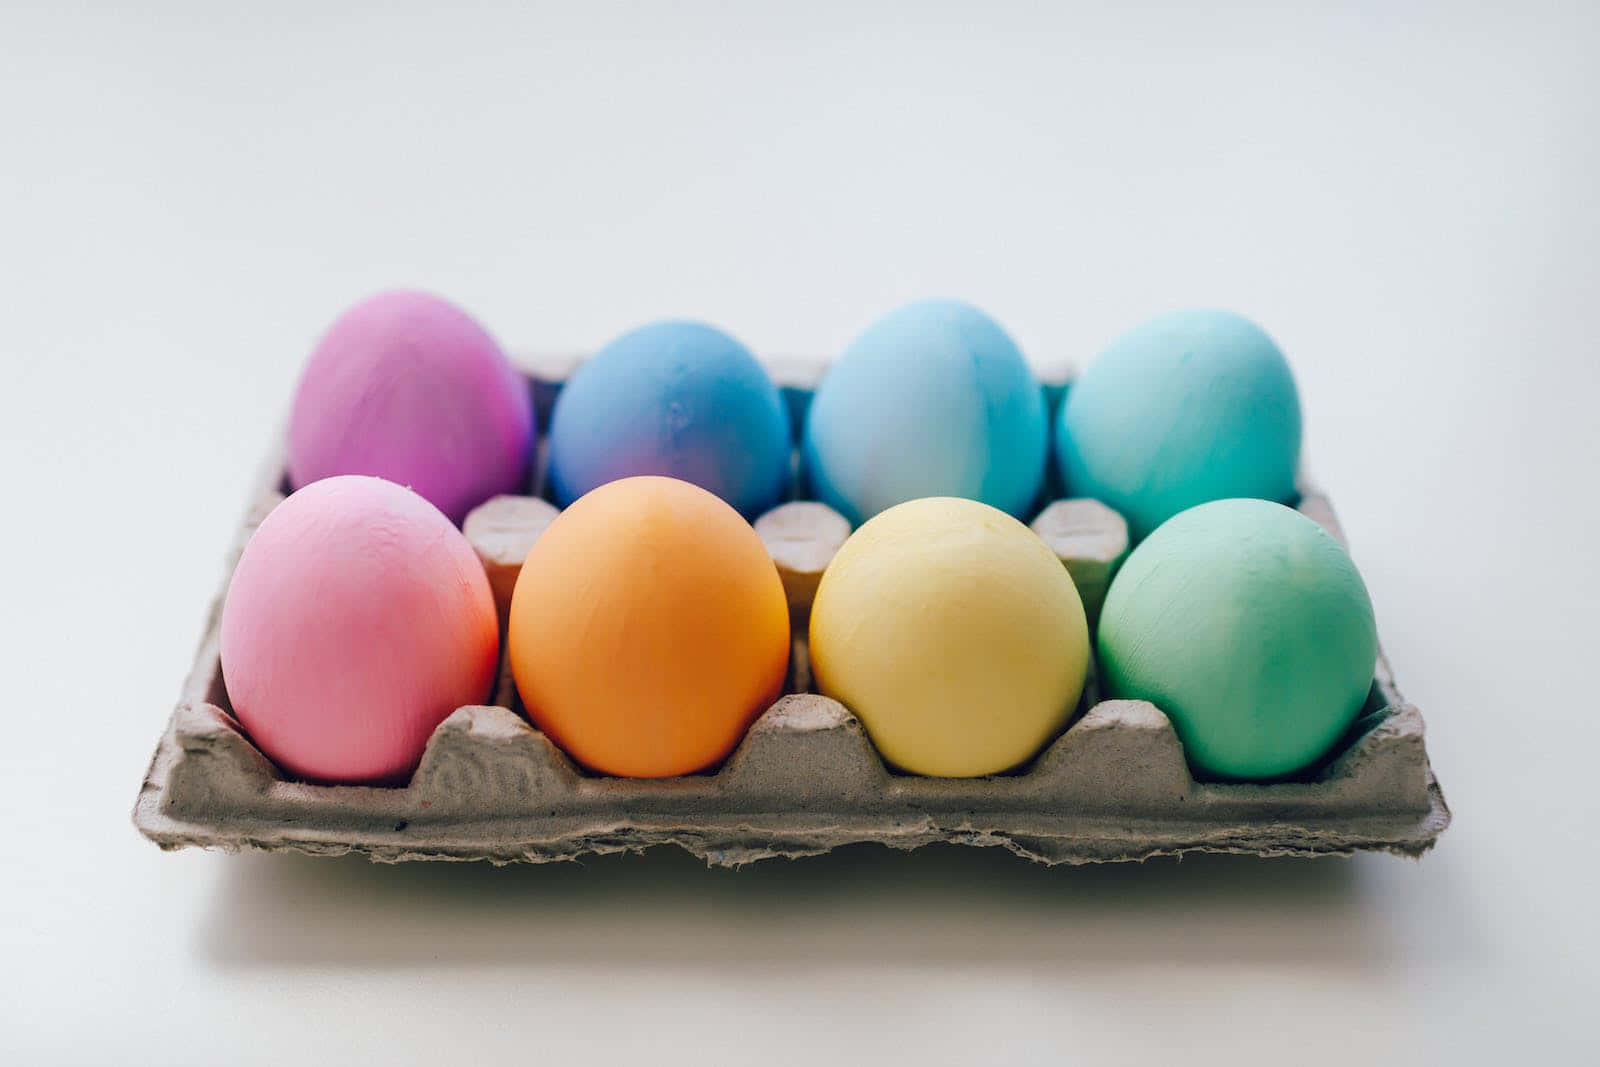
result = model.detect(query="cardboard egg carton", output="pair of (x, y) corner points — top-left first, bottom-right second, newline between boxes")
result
(132, 354), (1450, 866)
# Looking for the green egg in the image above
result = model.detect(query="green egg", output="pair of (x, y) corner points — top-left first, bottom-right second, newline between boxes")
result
(1097, 498), (1378, 781)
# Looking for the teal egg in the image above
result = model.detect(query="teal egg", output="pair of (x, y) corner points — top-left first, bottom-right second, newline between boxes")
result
(1097, 499), (1378, 781)
(803, 300), (1047, 526)
(1057, 309), (1301, 540)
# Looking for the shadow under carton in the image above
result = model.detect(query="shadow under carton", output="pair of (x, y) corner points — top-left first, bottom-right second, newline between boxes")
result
(132, 353), (1450, 867)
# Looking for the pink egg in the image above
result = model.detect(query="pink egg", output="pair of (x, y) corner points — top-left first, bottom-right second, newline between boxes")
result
(287, 290), (534, 524)
(219, 476), (500, 784)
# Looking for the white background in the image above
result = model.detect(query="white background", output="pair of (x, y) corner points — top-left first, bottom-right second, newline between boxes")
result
(3, 2), (1597, 1063)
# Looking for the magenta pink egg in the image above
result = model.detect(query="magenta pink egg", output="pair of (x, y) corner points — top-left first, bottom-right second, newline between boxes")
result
(219, 476), (501, 784)
(287, 290), (534, 524)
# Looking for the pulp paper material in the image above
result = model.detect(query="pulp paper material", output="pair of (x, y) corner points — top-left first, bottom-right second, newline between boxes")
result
(132, 356), (1449, 866)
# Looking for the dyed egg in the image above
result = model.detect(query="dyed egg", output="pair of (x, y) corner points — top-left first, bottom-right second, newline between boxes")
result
(1098, 498), (1378, 781)
(287, 290), (534, 524)
(508, 476), (790, 778)
(803, 300), (1047, 526)
(1056, 309), (1301, 540)
(219, 476), (500, 784)
(809, 497), (1088, 777)
(546, 321), (791, 517)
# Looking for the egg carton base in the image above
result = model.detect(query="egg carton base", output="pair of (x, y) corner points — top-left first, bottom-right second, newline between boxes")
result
(134, 795), (1449, 869)
(133, 826), (1446, 869)
(134, 680), (1448, 867)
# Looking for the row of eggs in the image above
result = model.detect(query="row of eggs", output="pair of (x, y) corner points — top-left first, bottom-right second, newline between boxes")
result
(223, 474), (1375, 787)
(288, 289), (1301, 538)
(220, 291), (1373, 789)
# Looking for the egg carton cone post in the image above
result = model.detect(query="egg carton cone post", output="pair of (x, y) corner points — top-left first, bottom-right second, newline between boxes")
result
(133, 353), (1450, 866)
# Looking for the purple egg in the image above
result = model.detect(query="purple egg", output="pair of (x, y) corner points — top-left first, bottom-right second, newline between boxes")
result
(287, 290), (534, 524)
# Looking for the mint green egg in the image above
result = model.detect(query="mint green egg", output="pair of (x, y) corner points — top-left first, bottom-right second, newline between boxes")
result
(1097, 498), (1378, 781)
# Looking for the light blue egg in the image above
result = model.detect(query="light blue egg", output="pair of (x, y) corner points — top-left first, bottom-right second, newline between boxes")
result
(802, 300), (1047, 526)
(547, 321), (791, 517)
(1056, 309), (1301, 540)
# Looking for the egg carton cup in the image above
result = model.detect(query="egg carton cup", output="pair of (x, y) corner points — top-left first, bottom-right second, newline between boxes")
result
(132, 354), (1450, 867)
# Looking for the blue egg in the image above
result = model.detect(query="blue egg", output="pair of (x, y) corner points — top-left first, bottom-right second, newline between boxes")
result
(1056, 309), (1301, 540)
(547, 321), (791, 517)
(802, 300), (1047, 525)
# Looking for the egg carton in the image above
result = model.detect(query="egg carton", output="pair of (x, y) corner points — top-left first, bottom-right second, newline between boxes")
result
(132, 354), (1450, 866)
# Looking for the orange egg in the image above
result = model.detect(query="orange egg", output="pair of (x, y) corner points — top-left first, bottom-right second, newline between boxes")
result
(507, 476), (791, 777)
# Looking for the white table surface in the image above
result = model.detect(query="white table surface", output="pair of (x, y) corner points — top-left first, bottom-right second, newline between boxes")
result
(4, 3), (1596, 1063)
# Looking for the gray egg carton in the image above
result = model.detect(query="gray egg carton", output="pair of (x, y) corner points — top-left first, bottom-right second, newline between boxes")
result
(132, 354), (1450, 866)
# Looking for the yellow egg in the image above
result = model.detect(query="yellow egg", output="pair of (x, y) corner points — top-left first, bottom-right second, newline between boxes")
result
(809, 497), (1089, 777)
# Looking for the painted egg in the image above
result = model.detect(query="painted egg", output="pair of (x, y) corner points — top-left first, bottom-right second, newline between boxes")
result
(546, 321), (791, 518)
(287, 289), (534, 525)
(219, 476), (500, 784)
(507, 476), (791, 778)
(1056, 308), (1301, 540)
(1097, 498), (1378, 781)
(809, 497), (1088, 777)
(802, 300), (1048, 526)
